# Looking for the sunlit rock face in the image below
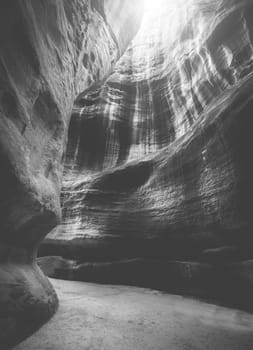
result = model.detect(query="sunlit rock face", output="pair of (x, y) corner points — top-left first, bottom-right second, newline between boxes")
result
(45, 0), (253, 247)
(40, 0), (253, 305)
(0, 0), (143, 347)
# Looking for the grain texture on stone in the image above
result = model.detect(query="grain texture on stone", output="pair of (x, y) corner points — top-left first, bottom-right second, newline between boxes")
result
(39, 0), (253, 309)
(0, 0), (142, 347)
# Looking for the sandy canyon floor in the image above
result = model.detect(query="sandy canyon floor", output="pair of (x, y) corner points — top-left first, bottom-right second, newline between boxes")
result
(14, 278), (253, 350)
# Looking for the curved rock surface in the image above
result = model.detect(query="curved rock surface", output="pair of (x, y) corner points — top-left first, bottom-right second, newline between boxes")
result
(44, 1), (253, 257)
(0, 0), (143, 347)
(13, 278), (253, 350)
(38, 0), (253, 307)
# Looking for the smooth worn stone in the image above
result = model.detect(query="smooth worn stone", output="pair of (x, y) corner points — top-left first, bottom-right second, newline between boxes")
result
(0, 0), (143, 347)
(41, 1), (253, 311)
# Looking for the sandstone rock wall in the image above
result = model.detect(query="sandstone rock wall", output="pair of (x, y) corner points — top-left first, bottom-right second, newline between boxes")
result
(40, 0), (253, 309)
(48, 0), (253, 254)
(0, 0), (142, 347)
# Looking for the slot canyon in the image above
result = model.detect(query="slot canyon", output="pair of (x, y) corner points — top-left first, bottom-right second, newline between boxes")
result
(1, 0), (253, 349)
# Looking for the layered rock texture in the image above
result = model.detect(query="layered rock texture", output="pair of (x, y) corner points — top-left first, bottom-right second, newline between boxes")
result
(0, 0), (143, 347)
(39, 0), (253, 310)
(2, 0), (253, 346)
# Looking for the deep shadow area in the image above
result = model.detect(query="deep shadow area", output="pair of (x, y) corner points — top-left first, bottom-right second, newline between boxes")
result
(38, 256), (253, 314)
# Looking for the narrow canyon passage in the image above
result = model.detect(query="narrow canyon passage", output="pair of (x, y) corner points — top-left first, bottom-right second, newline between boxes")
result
(39, 0), (253, 312)
(1, 0), (253, 349)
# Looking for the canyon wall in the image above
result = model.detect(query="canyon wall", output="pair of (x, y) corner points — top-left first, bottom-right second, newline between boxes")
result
(40, 0), (253, 309)
(0, 0), (143, 347)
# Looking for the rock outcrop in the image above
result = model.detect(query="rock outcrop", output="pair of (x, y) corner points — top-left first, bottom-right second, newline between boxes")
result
(0, 0), (143, 347)
(39, 0), (253, 309)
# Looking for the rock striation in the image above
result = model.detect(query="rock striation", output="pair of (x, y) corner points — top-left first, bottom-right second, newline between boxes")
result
(39, 0), (253, 309)
(0, 0), (143, 347)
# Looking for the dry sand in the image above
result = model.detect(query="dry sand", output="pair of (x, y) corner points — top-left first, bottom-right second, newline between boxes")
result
(14, 278), (253, 350)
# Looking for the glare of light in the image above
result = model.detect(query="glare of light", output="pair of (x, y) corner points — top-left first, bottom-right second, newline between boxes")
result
(143, 0), (183, 35)
(141, 0), (184, 45)
(144, 0), (179, 11)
